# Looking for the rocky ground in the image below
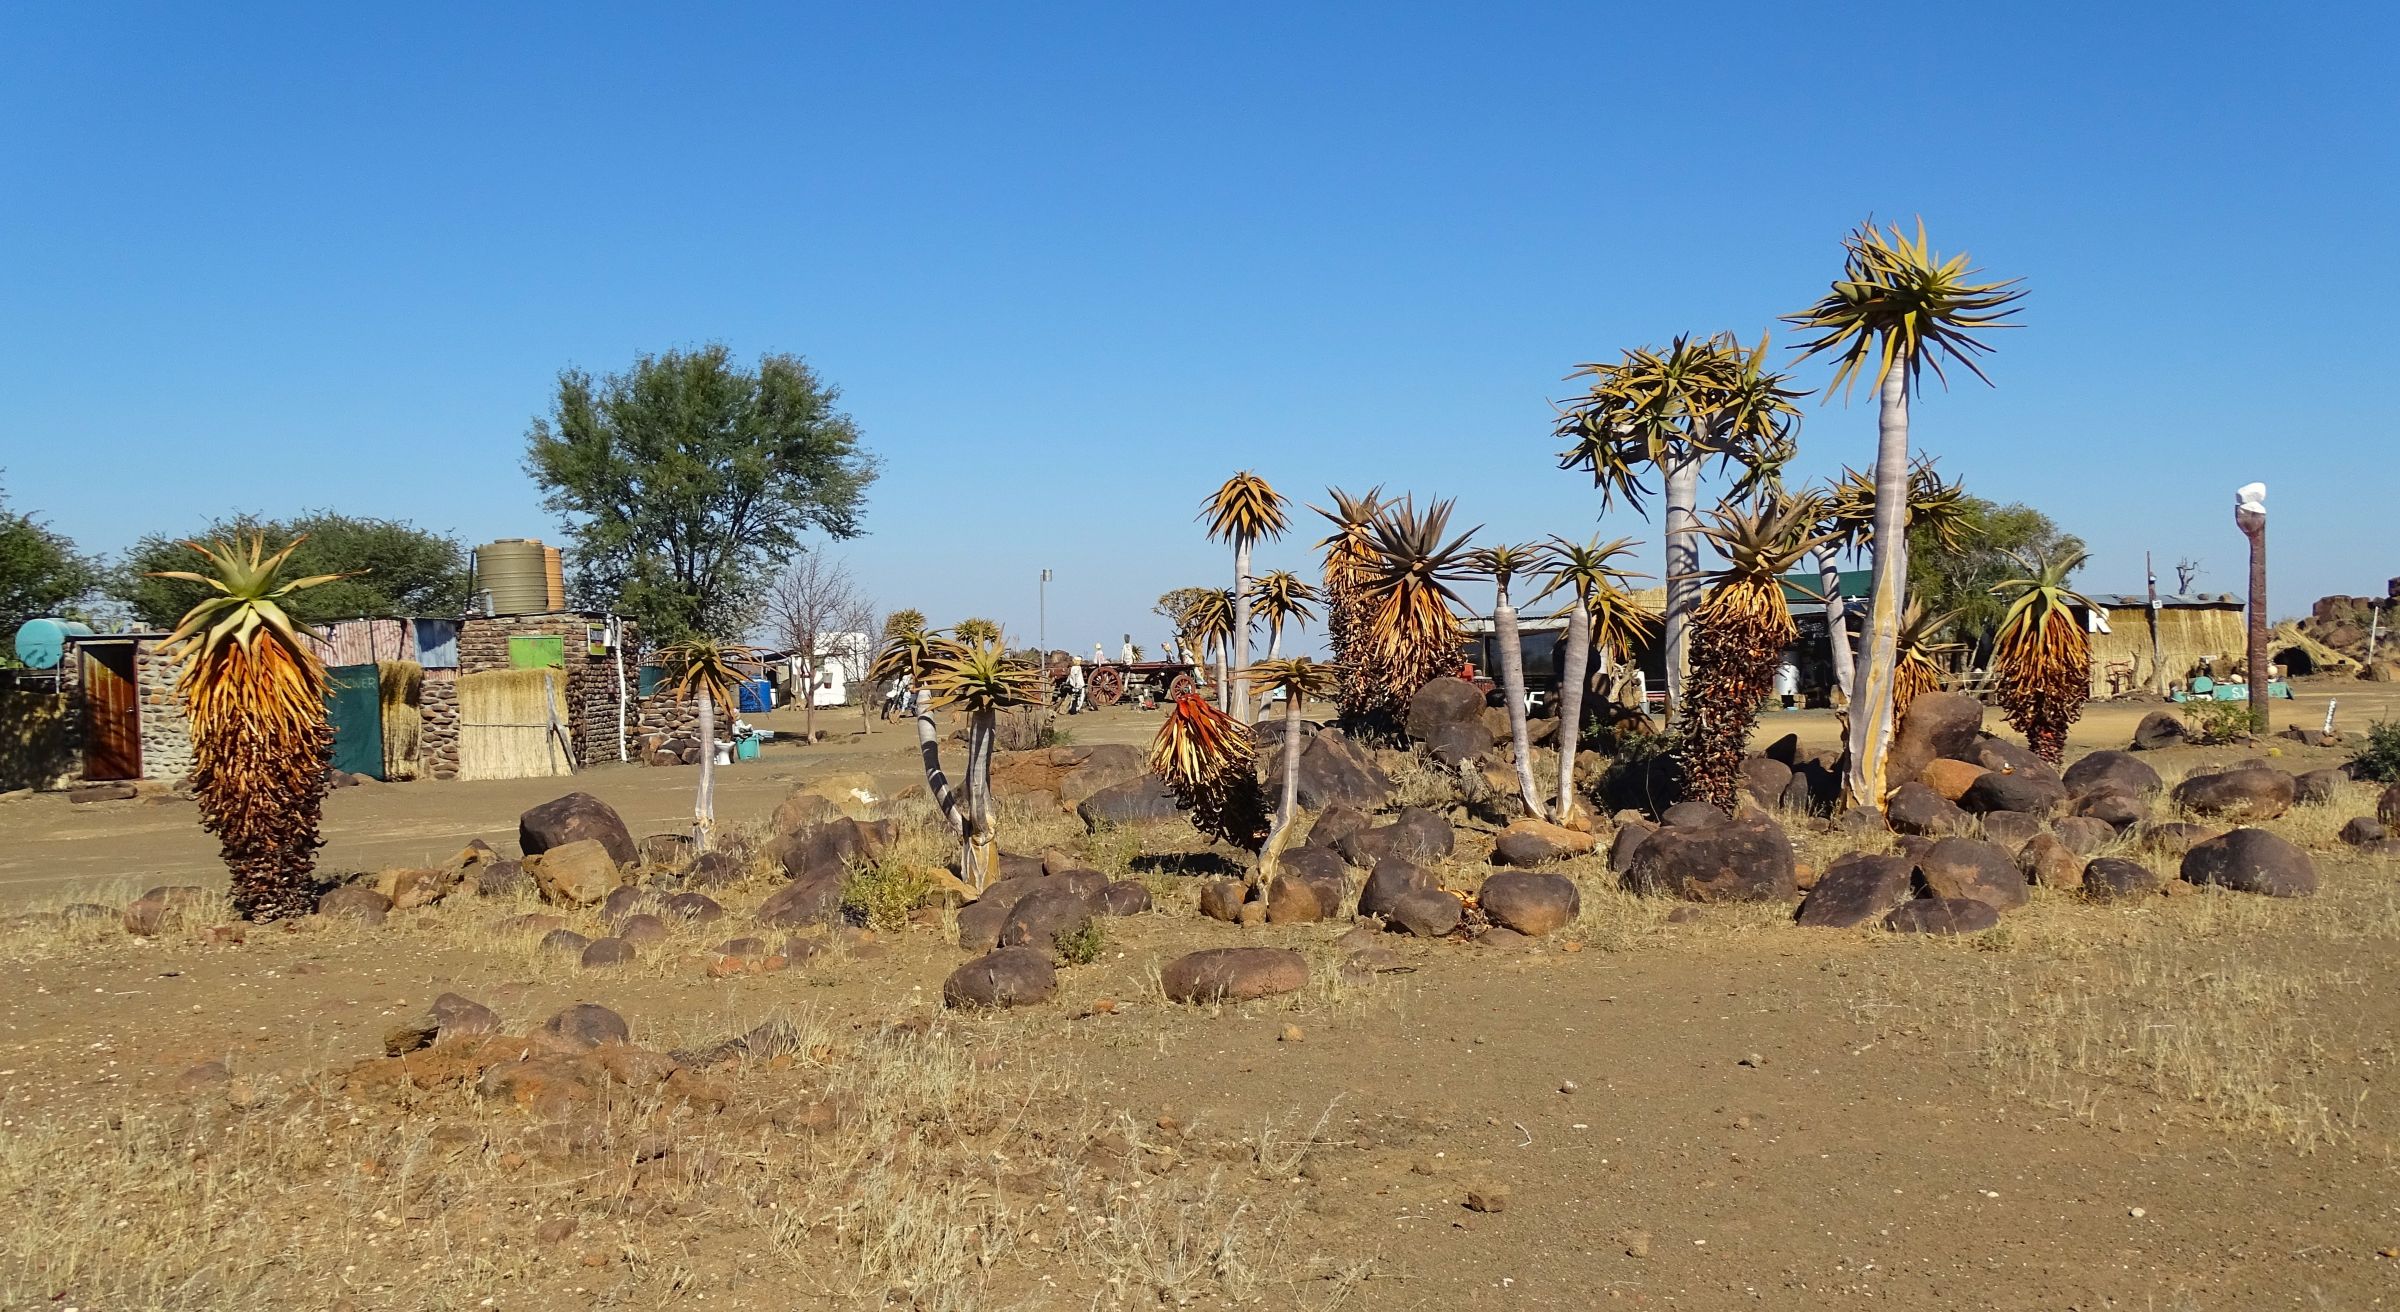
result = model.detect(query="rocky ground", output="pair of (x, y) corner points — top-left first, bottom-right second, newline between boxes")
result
(3, 683), (2399, 1309)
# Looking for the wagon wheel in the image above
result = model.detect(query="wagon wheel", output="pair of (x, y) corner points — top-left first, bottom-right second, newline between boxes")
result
(1086, 664), (1126, 707)
(1165, 672), (1199, 702)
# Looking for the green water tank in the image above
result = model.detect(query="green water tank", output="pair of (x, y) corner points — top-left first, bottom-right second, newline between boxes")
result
(476, 539), (552, 616)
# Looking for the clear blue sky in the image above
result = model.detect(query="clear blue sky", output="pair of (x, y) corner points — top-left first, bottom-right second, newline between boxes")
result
(4, 4), (2393, 649)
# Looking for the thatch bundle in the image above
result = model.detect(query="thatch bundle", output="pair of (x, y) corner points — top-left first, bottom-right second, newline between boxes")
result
(457, 668), (574, 781)
(378, 660), (424, 781)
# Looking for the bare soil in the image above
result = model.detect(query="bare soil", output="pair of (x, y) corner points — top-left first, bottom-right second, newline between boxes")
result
(2, 682), (2397, 1309)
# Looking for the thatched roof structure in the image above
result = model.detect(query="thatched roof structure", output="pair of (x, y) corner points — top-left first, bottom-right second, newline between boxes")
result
(2085, 593), (2246, 697)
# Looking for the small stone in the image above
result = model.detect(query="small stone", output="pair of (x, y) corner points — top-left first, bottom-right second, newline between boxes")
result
(535, 1217), (577, 1243)
(1623, 1229), (1653, 1258)
(1559, 1080), (1580, 1095)
(1278, 1024), (1305, 1043)
(1465, 1185), (1509, 1214)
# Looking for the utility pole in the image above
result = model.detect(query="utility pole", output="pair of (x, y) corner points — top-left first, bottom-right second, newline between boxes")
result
(1039, 568), (1052, 654)
(2145, 551), (2166, 696)
(2234, 484), (2269, 734)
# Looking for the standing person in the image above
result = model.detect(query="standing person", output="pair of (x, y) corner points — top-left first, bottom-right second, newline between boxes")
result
(1120, 634), (1136, 664)
(1093, 642), (1105, 665)
(881, 672), (910, 721)
(1064, 658), (1088, 714)
(1775, 654), (1801, 711)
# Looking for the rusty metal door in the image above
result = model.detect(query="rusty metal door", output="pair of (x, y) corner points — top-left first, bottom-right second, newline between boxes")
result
(82, 645), (142, 780)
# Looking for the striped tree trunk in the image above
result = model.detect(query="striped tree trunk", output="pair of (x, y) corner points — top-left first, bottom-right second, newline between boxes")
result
(1818, 544), (1854, 703)
(1493, 582), (1546, 818)
(1231, 540), (1253, 721)
(1661, 451), (1701, 728)
(1553, 604), (1592, 823)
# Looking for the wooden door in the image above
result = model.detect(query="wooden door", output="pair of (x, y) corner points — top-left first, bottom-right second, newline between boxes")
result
(82, 645), (142, 780)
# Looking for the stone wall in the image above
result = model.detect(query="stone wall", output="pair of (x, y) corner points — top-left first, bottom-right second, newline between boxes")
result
(134, 645), (195, 781)
(420, 668), (460, 781)
(456, 612), (642, 769)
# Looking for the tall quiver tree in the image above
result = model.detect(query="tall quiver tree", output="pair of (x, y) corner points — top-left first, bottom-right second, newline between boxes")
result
(1356, 497), (1477, 732)
(1470, 543), (1549, 818)
(1555, 334), (1803, 730)
(153, 534), (345, 921)
(658, 637), (764, 852)
(1243, 656), (1342, 863)
(1249, 570), (1319, 663)
(1200, 473), (1290, 723)
(1310, 487), (1385, 727)
(1816, 459), (1973, 701)
(1787, 219), (2024, 812)
(1532, 537), (1652, 824)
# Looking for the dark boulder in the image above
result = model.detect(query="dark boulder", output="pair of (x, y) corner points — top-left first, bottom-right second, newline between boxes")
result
(1660, 800), (1730, 829)
(2339, 816), (2389, 846)
(1304, 804), (1373, 851)
(1076, 776), (1184, 830)
(999, 887), (1096, 953)
(1973, 738), (2062, 786)
(1890, 692), (1986, 784)
(476, 859), (530, 897)
(1795, 853), (1914, 928)
(1266, 733), (1394, 813)
(1476, 871), (1581, 936)
(2172, 766), (2297, 821)
(1425, 720), (1495, 767)
(2016, 832), (2083, 890)
(1159, 947), (1308, 1002)
(778, 817), (898, 882)
(942, 947), (1058, 1009)
(580, 937), (637, 968)
(542, 1003), (629, 1048)
(755, 872), (843, 929)
(2131, 710), (2188, 751)
(1912, 837), (2028, 911)
(1385, 889), (1463, 938)
(1357, 857), (1439, 919)
(2071, 790), (2148, 831)
(1978, 810), (2044, 850)
(2083, 857), (2163, 902)
(2382, 783), (2400, 825)
(2063, 750), (2163, 800)
(2053, 816), (2119, 855)
(1098, 880), (1153, 916)
(1490, 819), (1595, 867)
(317, 886), (392, 925)
(1739, 757), (1794, 811)
(2294, 768), (2346, 807)
(1960, 770), (2067, 817)
(1197, 879), (1248, 923)
(1406, 677), (1490, 743)
(519, 792), (637, 868)
(1607, 820), (1658, 873)
(2140, 821), (2222, 857)
(1885, 782), (1972, 837)
(1266, 857), (1349, 923)
(1883, 898), (2002, 935)
(1622, 814), (1796, 903)
(2181, 828), (2317, 897)
(1335, 808), (1454, 867)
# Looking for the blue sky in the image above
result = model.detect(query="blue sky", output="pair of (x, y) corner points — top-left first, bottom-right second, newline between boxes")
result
(4, 4), (2393, 650)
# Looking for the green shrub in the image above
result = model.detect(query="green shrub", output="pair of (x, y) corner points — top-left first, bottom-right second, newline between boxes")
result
(841, 858), (934, 933)
(1055, 918), (1106, 965)
(2352, 720), (2400, 783)
(2180, 698), (2255, 745)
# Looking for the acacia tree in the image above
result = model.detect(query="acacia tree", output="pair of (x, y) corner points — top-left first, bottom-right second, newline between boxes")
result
(1787, 220), (2023, 811)
(1200, 473), (1289, 721)
(1555, 334), (1802, 725)
(526, 345), (879, 641)
(1470, 543), (1549, 817)
(764, 553), (861, 744)
(0, 480), (100, 626)
(118, 511), (467, 629)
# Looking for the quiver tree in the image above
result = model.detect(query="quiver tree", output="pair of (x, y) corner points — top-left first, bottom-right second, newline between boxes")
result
(1243, 656), (1342, 842)
(1310, 486), (1385, 726)
(1531, 536), (1653, 823)
(1989, 548), (2093, 762)
(1351, 496), (1476, 733)
(954, 617), (1001, 646)
(153, 533), (344, 921)
(1787, 219), (2023, 811)
(1149, 690), (1271, 862)
(656, 636), (766, 852)
(1675, 499), (1832, 811)
(1815, 460), (1972, 701)
(1249, 570), (1319, 664)
(921, 640), (1045, 886)
(1469, 543), (1550, 818)
(1200, 472), (1290, 722)
(1176, 587), (1237, 701)
(1555, 333), (1802, 729)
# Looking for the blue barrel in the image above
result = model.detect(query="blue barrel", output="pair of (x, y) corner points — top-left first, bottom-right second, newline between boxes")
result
(737, 678), (774, 713)
(13, 618), (92, 670)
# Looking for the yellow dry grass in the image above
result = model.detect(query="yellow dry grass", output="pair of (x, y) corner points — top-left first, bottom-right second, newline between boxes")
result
(456, 668), (573, 782)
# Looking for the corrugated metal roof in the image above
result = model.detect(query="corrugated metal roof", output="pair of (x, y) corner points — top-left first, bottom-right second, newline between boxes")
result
(2090, 593), (2245, 609)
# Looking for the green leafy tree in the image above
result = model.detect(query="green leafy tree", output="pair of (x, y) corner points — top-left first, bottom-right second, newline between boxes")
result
(116, 512), (469, 629)
(525, 345), (878, 641)
(1909, 497), (2082, 655)
(0, 480), (100, 627)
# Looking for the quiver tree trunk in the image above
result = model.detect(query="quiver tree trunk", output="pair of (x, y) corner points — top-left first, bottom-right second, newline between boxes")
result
(1493, 585), (1546, 818)
(961, 708), (998, 888)
(1818, 545), (1853, 703)
(1231, 541), (1253, 720)
(1844, 361), (1911, 813)
(694, 694), (718, 851)
(1662, 451), (1701, 728)
(1553, 606), (1592, 823)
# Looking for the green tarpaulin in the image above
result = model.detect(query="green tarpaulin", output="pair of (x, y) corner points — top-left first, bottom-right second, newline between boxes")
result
(325, 663), (385, 780)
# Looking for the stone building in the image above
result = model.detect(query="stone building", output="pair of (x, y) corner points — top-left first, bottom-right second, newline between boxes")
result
(52, 632), (193, 786)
